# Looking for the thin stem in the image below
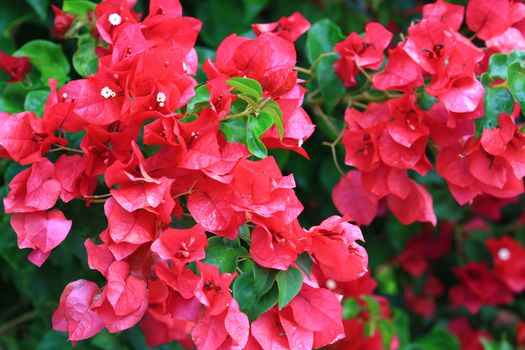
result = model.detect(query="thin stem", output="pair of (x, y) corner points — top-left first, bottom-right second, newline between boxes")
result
(50, 144), (84, 154)
(309, 52), (338, 72)
(238, 95), (259, 110)
(173, 179), (199, 199)
(311, 105), (340, 138)
(322, 138), (346, 177)
(294, 66), (314, 77)
(83, 193), (112, 200)
(356, 64), (373, 82)
(222, 108), (253, 121)
(0, 311), (36, 335)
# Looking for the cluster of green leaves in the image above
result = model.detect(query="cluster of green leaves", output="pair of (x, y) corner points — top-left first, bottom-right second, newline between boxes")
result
(476, 50), (525, 135)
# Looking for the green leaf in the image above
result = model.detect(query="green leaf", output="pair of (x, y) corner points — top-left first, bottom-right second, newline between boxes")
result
(25, 0), (49, 20)
(246, 113), (273, 159)
(24, 89), (49, 117)
(233, 270), (279, 321)
(260, 99), (284, 140)
(276, 266), (303, 309)
(221, 118), (247, 143)
(488, 53), (509, 80)
(481, 338), (514, 350)
(306, 19), (345, 113)
(508, 50), (525, 65)
(73, 34), (98, 77)
(14, 40), (70, 85)
(508, 61), (525, 112)
(415, 327), (460, 350)
(417, 88), (439, 111)
(362, 295), (381, 319)
(187, 85), (210, 112)
(227, 77), (263, 101)
(253, 263), (278, 295)
(342, 297), (360, 319)
(378, 319), (396, 350)
(295, 252), (314, 278)
(475, 74), (515, 136)
(202, 236), (247, 273)
(63, 0), (96, 17)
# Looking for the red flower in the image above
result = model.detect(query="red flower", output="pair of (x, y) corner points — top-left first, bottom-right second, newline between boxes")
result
(11, 210), (72, 266)
(252, 12), (311, 42)
(151, 225), (208, 267)
(306, 216), (368, 282)
(0, 111), (63, 165)
(191, 300), (249, 350)
(194, 262), (236, 316)
(448, 317), (492, 350)
(466, 0), (513, 40)
(405, 276), (444, 318)
(0, 51), (31, 82)
(52, 280), (104, 342)
(4, 158), (61, 213)
(422, 0), (464, 31)
(449, 263), (514, 314)
(51, 5), (75, 39)
(91, 261), (148, 333)
(486, 236), (525, 293)
(332, 171), (380, 226)
(334, 22), (393, 87)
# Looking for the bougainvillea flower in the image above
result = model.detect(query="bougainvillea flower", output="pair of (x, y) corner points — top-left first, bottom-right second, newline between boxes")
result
(486, 236), (525, 293)
(252, 12), (311, 42)
(250, 224), (300, 270)
(4, 158), (61, 213)
(422, 0), (464, 31)
(448, 317), (492, 350)
(404, 276), (444, 318)
(373, 47), (424, 91)
(51, 5), (75, 39)
(11, 210), (72, 266)
(449, 263), (514, 314)
(306, 216), (368, 281)
(334, 22), (393, 87)
(104, 197), (157, 245)
(0, 111), (63, 165)
(332, 171), (380, 226)
(91, 261), (149, 333)
(191, 299), (249, 350)
(193, 262), (236, 316)
(52, 280), (105, 342)
(0, 50), (31, 82)
(55, 154), (97, 202)
(466, 0), (512, 40)
(151, 225), (208, 266)
(203, 33), (298, 97)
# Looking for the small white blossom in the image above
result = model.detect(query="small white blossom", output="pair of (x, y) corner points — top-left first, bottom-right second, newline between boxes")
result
(100, 86), (116, 99)
(498, 247), (511, 261)
(108, 13), (122, 26)
(298, 138), (304, 147)
(182, 61), (188, 72)
(325, 279), (337, 290)
(62, 93), (68, 99)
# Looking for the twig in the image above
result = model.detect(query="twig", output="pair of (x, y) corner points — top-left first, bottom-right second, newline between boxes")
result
(0, 311), (36, 335)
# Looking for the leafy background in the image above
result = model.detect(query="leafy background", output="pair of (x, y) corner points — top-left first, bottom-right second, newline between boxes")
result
(4, 0), (524, 349)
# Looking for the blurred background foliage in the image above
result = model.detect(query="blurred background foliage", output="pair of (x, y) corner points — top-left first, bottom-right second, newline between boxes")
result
(7, 0), (524, 350)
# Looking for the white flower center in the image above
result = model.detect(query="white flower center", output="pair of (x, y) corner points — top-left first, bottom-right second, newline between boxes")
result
(108, 13), (122, 26)
(100, 86), (116, 99)
(62, 93), (68, 99)
(182, 61), (188, 72)
(498, 247), (511, 261)
(325, 279), (337, 290)
(298, 138), (304, 147)
(156, 92), (167, 107)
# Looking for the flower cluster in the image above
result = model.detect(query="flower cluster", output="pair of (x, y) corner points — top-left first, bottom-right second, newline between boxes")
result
(332, 0), (525, 226)
(0, 0), (371, 349)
